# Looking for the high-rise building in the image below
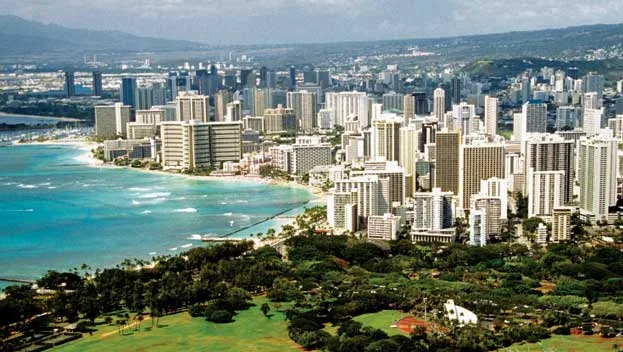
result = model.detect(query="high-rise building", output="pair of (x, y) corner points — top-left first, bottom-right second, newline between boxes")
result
(519, 100), (547, 140)
(287, 90), (318, 131)
(399, 124), (419, 195)
(351, 161), (406, 210)
(215, 90), (233, 122)
(334, 175), (381, 224)
(414, 93), (428, 115)
(264, 105), (297, 134)
(317, 71), (330, 89)
(176, 92), (209, 122)
(327, 191), (358, 231)
(452, 103), (476, 136)
(433, 88), (446, 122)
(226, 101), (243, 122)
(382, 92), (404, 111)
(551, 207), (573, 242)
(459, 142), (505, 210)
(524, 133), (575, 203)
(578, 131), (618, 222)
(325, 91), (370, 128)
(136, 86), (154, 110)
(412, 188), (454, 231)
(291, 136), (332, 175)
(64, 71), (75, 98)
(368, 213), (401, 241)
(209, 64), (219, 94)
(451, 77), (461, 104)
(469, 209), (487, 247)
(92, 71), (103, 97)
(403, 94), (415, 121)
(583, 108), (604, 136)
(95, 103), (131, 138)
(289, 66), (297, 90)
(555, 106), (579, 130)
(371, 117), (402, 162)
(527, 170), (565, 218)
(160, 120), (242, 170)
(120, 77), (137, 108)
(435, 130), (461, 194)
(252, 88), (266, 117)
(484, 96), (498, 135)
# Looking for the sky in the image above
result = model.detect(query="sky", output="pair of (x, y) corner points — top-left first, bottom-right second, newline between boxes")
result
(3, 0), (623, 45)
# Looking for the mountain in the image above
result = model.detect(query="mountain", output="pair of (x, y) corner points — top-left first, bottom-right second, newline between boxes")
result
(0, 15), (202, 56)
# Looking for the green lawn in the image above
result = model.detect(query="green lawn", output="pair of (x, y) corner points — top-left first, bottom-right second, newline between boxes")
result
(499, 334), (623, 352)
(52, 297), (300, 352)
(353, 310), (410, 336)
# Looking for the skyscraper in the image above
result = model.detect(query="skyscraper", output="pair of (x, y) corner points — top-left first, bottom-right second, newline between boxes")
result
(195, 69), (209, 95)
(434, 130), (461, 194)
(287, 90), (318, 131)
(583, 108), (604, 136)
(120, 77), (137, 108)
(433, 88), (446, 122)
(459, 142), (505, 210)
(371, 117), (402, 162)
(176, 92), (209, 122)
(518, 100), (547, 140)
(95, 103), (131, 138)
(414, 93), (428, 115)
(64, 71), (75, 98)
(527, 170), (565, 218)
(484, 96), (498, 135)
(452, 102), (476, 136)
(524, 133), (575, 204)
(451, 77), (461, 104)
(289, 66), (297, 90)
(325, 91), (370, 129)
(579, 131), (618, 222)
(209, 64), (219, 95)
(136, 87), (154, 110)
(403, 94), (415, 121)
(92, 71), (103, 97)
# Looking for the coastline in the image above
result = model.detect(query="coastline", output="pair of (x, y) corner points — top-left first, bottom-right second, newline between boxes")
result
(15, 138), (326, 249)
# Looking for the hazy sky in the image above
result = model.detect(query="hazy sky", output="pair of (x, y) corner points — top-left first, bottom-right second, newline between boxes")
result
(4, 0), (623, 44)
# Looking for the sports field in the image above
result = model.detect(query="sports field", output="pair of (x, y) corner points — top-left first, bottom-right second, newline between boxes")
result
(51, 297), (300, 352)
(352, 310), (411, 336)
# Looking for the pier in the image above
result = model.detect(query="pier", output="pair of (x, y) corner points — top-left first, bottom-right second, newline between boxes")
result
(0, 277), (36, 285)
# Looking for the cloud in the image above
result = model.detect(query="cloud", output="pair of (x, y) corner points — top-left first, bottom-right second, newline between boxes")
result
(2, 0), (623, 44)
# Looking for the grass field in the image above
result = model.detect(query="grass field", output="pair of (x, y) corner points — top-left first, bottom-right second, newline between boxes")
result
(353, 310), (410, 336)
(499, 334), (623, 352)
(51, 297), (300, 352)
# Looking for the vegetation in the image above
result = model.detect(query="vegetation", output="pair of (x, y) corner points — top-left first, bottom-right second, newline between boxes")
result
(259, 165), (291, 181)
(2, 210), (623, 351)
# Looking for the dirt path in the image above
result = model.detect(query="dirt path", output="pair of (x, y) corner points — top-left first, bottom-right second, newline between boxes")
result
(99, 317), (152, 339)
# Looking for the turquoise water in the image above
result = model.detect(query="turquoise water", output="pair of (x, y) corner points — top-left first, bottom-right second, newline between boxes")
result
(0, 145), (313, 289)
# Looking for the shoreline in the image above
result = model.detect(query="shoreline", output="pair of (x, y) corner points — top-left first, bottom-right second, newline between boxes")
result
(14, 138), (326, 247)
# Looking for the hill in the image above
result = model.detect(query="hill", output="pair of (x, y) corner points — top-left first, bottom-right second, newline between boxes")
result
(0, 15), (202, 55)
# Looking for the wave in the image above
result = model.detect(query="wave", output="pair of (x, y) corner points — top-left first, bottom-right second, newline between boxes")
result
(138, 192), (171, 199)
(169, 247), (178, 251)
(180, 243), (193, 248)
(223, 212), (233, 216)
(202, 195), (208, 198)
(18, 184), (37, 189)
(3, 182), (17, 186)
(148, 252), (157, 256)
(240, 214), (251, 221)
(235, 200), (249, 203)
(142, 197), (167, 204)
(38, 182), (51, 186)
(47, 186), (57, 189)
(188, 234), (203, 240)
(174, 197), (186, 200)
(82, 184), (90, 188)
(132, 200), (141, 205)
(3, 209), (34, 212)
(174, 208), (197, 213)
(129, 187), (151, 192)
(219, 201), (227, 205)
(141, 210), (152, 215)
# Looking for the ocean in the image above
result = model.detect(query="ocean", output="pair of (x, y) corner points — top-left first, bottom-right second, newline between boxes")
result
(0, 144), (315, 289)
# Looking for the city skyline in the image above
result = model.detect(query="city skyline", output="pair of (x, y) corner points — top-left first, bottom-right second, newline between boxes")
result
(3, 0), (623, 45)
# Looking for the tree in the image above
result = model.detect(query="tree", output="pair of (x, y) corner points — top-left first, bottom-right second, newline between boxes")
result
(516, 192), (528, 219)
(78, 281), (101, 325)
(260, 303), (271, 317)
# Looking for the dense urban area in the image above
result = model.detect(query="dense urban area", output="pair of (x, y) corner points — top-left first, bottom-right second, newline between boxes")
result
(2, 15), (623, 352)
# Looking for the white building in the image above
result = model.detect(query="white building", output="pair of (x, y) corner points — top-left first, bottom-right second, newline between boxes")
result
(176, 92), (209, 122)
(484, 96), (498, 135)
(95, 103), (131, 139)
(469, 208), (487, 247)
(527, 170), (565, 218)
(368, 213), (401, 241)
(325, 91), (370, 129)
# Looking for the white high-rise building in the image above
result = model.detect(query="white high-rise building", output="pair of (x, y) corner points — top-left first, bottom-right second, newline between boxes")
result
(371, 116), (402, 162)
(551, 207), (573, 242)
(412, 188), (454, 231)
(519, 101), (547, 140)
(469, 209), (487, 247)
(579, 130), (619, 222)
(582, 107), (604, 136)
(176, 92), (209, 122)
(291, 136), (332, 175)
(452, 102), (476, 136)
(327, 191), (358, 232)
(399, 124), (419, 195)
(459, 142), (505, 210)
(433, 88), (446, 122)
(287, 90), (318, 132)
(95, 103), (131, 139)
(368, 213), (401, 241)
(325, 91), (370, 129)
(527, 170), (565, 218)
(484, 96), (498, 135)
(479, 177), (508, 219)
(334, 175), (384, 225)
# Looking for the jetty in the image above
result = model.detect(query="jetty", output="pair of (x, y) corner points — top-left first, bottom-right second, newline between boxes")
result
(0, 277), (36, 285)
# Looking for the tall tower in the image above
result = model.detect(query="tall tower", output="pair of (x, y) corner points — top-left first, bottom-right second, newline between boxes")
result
(92, 71), (103, 97)
(520, 100), (547, 139)
(459, 142), (505, 210)
(176, 92), (209, 122)
(434, 130), (461, 194)
(289, 66), (297, 90)
(433, 88), (446, 122)
(484, 96), (498, 135)
(371, 117), (401, 162)
(64, 71), (75, 98)
(403, 94), (415, 121)
(120, 77), (137, 108)
(524, 133), (575, 203)
(287, 90), (318, 132)
(579, 131), (618, 222)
